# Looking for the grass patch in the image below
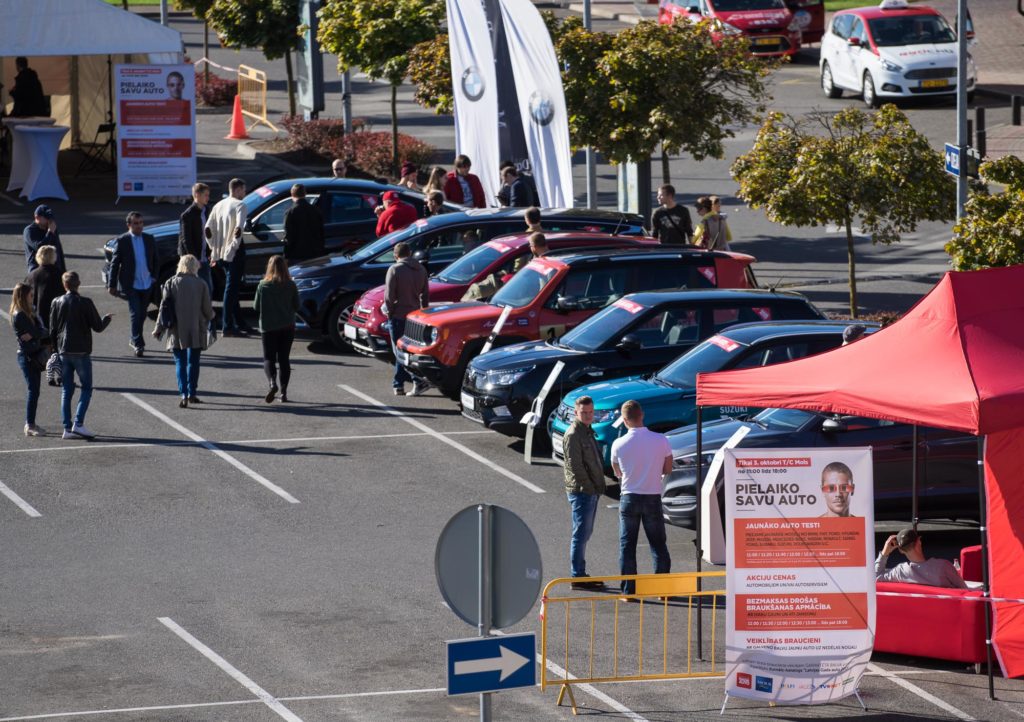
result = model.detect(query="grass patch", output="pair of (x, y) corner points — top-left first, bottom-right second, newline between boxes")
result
(824, 0), (875, 10)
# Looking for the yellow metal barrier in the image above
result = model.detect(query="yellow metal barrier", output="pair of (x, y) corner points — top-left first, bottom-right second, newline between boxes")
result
(540, 571), (726, 714)
(237, 64), (279, 133)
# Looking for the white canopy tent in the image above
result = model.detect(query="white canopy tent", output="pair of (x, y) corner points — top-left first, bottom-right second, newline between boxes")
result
(0, 0), (183, 149)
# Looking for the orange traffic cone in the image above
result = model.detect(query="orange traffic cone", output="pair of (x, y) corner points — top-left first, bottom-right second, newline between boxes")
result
(226, 95), (250, 140)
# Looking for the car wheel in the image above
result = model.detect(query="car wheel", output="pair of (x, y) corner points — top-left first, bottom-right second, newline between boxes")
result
(326, 297), (357, 351)
(821, 62), (842, 99)
(862, 72), (879, 108)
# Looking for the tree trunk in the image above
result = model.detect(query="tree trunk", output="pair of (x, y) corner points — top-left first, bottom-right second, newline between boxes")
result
(661, 145), (670, 185)
(846, 217), (858, 318)
(284, 50), (296, 117)
(122, 0), (128, 9)
(203, 21), (210, 85)
(391, 83), (399, 178)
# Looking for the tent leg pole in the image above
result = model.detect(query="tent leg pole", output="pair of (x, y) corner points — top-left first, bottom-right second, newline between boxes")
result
(978, 436), (995, 699)
(911, 425), (919, 528)
(696, 406), (703, 660)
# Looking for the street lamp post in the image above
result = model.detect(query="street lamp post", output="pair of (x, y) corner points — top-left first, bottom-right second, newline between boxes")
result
(584, 0), (597, 209)
(955, 0), (968, 219)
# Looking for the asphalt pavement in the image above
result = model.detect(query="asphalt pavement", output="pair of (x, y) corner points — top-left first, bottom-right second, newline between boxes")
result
(2, 4), (1024, 720)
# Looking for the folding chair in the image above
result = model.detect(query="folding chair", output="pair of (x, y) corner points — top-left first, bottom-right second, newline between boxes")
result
(75, 121), (116, 176)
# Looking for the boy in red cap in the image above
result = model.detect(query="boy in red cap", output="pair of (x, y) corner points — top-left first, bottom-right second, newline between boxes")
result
(375, 191), (418, 237)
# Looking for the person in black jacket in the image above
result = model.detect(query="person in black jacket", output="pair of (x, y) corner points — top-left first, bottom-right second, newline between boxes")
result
(282, 184), (325, 262)
(179, 182), (212, 293)
(107, 211), (157, 357)
(10, 283), (49, 436)
(50, 272), (113, 440)
(10, 57), (47, 118)
(499, 166), (532, 208)
(25, 245), (63, 324)
(24, 204), (66, 274)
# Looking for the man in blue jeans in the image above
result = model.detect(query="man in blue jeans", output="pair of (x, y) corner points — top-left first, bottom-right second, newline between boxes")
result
(205, 178), (254, 335)
(611, 399), (673, 598)
(562, 395), (607, 590)
(50, 272), (112, 439)
(107, 211), (156, 357)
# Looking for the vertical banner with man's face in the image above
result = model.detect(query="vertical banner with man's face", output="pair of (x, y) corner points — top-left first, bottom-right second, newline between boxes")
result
(724, 447), (874, 705)
(115, 64), (196, 197)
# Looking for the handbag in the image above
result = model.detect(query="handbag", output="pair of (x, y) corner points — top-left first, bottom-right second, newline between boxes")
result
(157, 280), (177, 332)
(603, 483), (622, 501)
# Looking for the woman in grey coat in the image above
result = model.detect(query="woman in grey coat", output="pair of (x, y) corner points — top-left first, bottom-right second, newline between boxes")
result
(153, 254), (214, 408)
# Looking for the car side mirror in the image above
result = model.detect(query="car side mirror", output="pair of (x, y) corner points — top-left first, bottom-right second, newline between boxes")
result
(847, 37), (861, 47)
(556, 296), (580, 312)
(822, 417), (848, 433)
(617, 333), (642, 352)
(243, 217), (254, 233)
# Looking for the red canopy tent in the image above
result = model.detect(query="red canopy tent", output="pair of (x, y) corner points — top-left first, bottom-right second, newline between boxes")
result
(695, 265), (1024, 683)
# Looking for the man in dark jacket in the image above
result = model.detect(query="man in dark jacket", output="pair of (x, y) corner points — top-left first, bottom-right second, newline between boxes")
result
(24, 205), (66, 274)
(499, 166), (532, 207)
(283, 183), (325, 261)
(49, 271), (112, 439)
(10, 57), (47, 118)
(563, 395), (607, 589)
(178, 182), (212, 292)
(384, 242), (429, 396)
(108, 211), (157, 357)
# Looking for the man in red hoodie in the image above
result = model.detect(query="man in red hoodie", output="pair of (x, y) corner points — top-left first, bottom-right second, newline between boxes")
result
(375, 191), (418, 237)
(443, 154), (487, 208)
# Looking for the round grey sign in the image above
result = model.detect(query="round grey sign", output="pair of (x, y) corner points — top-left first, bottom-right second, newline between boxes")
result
(528, 91), (555, 127)
(461, 67), (485, 102)
(435, 504), (543, 629)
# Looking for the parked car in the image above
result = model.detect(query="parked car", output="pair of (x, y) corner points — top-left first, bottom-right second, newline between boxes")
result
(100, 178), (453, 301)
(464, 292), (824, 438)
(396, 246), (759, 398)
(660, 407), (977, 528)
(549, 320), (873, 469)
(342, 232), (658, 357)
(659, 0), (804, 58)
(819, 0), (976, 107)
(293, 208), (646, 348)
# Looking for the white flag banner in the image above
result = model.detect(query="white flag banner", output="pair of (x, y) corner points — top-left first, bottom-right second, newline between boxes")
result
(446, 0), (501, 206)
(496, 0), (574, 208)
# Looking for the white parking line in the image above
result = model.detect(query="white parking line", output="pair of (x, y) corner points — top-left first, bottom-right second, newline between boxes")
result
(339, 385), (545, 494)
(158, 617), (304, 722)
(0, 479), (42, 518)
(0, 430), (492, 456)
(122, 393), (300, 504)
(866, 662), (974, 720)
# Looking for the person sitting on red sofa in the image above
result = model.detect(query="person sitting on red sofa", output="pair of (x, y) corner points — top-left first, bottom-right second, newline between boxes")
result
(876, 528), (967, 589)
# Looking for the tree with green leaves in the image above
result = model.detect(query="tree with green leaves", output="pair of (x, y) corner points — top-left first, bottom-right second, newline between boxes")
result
(205, 0), (302, 116)
(732, 105), (956, 317)
(407, 34), (453, 115)
(946, 155), (1024, 269)
(319, 0), (445, 175)
(174, 0), (216, 83)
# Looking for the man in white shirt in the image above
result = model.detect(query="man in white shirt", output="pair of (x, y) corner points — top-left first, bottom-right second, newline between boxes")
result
(610, 400), (673, 596)
(205, 178), (252, 335)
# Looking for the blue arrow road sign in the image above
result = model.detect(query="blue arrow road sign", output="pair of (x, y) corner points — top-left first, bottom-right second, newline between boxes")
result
(945, 143), (961, 177)
(446, 633), (536, 696)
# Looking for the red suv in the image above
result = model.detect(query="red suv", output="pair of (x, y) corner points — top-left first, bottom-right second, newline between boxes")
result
(659, 0), (811, 57)
(395, 246), (758, 397)
(342, 232), (657, 357)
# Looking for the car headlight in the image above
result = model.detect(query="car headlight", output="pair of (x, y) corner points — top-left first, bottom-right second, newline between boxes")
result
(430, 326), (439, 344)
(716, 20), (742, 35)
(880, 59), (903, 73)
(295, 278), (324, 290)
(483, 366), (534, 387)
(592, 408), (619, 424)
(787, 18), (801, 32)
(673, 452), (717, 470)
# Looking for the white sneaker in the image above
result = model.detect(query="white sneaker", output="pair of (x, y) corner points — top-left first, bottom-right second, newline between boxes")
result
(24, 424), (44, 437)
(393, 385), (406, 396)
(71, 423), (95, 439)
(410, 381), (431, 397)
(62, 428), (81, 440)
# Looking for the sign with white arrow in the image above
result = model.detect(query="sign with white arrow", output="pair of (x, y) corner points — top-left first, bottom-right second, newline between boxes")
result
(446, 633), (536, 696)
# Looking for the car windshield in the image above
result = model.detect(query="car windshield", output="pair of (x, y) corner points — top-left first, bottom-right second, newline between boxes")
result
(751, 407), (816, 430)
(349, 224), (421, 262)
(559, 305), (639, 352)
(434, 245), (504, 284)
(712, 0), (786, 11)
(655, 338), (738, 389)
(491, 267), (554, 308)
(868, 14), (956, 46)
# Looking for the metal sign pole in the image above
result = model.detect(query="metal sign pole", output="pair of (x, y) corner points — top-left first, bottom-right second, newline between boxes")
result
(955, 0), (969, 219)
(583, 0), (597, 209)
(478, 504), (493, 722)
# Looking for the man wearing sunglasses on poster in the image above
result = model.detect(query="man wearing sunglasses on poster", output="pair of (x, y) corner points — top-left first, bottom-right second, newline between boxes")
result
(819, 461), (856, 518)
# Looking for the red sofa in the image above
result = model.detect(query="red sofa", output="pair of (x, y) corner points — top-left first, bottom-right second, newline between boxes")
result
(874, 546), (987, 664)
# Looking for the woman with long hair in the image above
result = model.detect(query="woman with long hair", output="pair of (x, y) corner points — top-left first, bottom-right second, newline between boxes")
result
(254, 255), (299, 403)
(153, 254), (214, 408)
(10, 283), (48, 435)
(26, 245), (63, 323)
(422, 166), (447, 196)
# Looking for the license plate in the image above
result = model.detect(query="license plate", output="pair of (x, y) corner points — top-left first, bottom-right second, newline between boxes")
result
(752, 37), (778, 45)
(461, 391), (475, 411)
(552, 432), (564, 450)
(395, 349), (409, 365)
(921, 78), (949, 89)
(343, 324), (357, 340)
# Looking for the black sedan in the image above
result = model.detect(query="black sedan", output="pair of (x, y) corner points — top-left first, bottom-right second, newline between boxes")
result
(101, 178), (451, 299)
(460, 289), (825, 437)
(293, 207), (646, 348)
(661, 408), (978, 529)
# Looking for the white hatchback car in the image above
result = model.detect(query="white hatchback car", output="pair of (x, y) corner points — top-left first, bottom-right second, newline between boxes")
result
(819, 0), (976, 107)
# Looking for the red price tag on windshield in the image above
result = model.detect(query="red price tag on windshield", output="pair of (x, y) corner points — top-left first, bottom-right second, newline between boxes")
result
(708, 335), (740, 352)
(613, 298), (645, 314)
